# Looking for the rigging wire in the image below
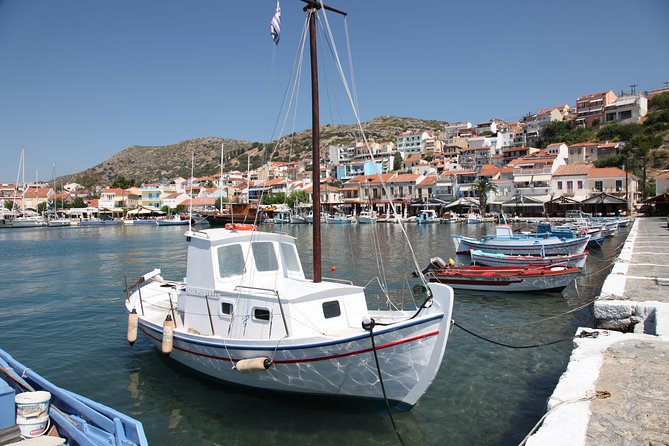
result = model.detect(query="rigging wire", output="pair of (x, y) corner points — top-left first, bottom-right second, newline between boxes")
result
(317, 3), (429, 293)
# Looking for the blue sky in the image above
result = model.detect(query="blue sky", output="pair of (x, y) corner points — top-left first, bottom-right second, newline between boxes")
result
(1, 0), (668, 183)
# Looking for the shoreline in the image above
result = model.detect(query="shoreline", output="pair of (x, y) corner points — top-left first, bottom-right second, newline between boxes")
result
(526, 216), (669, 445)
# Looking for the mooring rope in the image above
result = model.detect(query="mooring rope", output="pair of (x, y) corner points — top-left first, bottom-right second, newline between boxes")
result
(452, 320), (573, 349)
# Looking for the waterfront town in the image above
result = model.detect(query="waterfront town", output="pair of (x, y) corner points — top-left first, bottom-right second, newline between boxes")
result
(1, 87), (669, 224)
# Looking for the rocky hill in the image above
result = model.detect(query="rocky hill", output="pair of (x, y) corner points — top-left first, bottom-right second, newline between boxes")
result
(66, 116), (446, 186)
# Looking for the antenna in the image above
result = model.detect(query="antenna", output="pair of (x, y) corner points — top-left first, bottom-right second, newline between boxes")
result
(629, 84), (638, 95)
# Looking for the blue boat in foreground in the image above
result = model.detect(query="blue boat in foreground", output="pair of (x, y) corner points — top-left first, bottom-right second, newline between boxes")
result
(0, 347), (148, 445)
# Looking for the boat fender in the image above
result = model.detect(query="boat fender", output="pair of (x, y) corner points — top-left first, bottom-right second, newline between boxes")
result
(448, 258), (455, 267)
(127, 309), (139, 346)
(224, 223), (257, 231)
(162, 314), (175, 355)
(235, 357), (272, 372)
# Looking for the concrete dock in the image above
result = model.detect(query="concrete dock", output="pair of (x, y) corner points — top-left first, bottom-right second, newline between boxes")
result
(526, 217), (669, 446)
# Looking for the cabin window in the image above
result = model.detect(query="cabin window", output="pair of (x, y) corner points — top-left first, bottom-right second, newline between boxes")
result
(280, 242), (301, 272)
(253, 307), (270, 321)
(217, 244), (245, 278)
(252, 242), (279, 272)
(221, 302), (233, 315)
(322, 301), (341, 319)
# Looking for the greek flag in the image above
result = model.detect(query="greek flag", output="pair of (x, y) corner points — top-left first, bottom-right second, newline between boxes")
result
(269, 1), (281, 45)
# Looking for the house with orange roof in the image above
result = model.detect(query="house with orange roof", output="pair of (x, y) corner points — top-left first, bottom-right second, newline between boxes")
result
(588, 167), (638, 202)
(416, 175), (438, 201)
(23, 187), (53, 210)
(604, 94), (648, 125)
(568, 141), (623, 164)
(99, 188), (141, 210)
(575, 90), (618, 127)
(656, 171), (669, 195)
(522, 107), (565, 146)
(502, 146), (539, 166)
(551, 164), (594, 201)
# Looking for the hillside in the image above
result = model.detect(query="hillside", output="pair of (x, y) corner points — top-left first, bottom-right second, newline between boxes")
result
(67, 116), (446, 186)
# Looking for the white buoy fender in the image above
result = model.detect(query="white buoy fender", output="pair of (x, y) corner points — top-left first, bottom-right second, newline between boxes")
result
(127, 309), (139, 345)
(235, 357), (272, 373)
(162, 314), (175, 354)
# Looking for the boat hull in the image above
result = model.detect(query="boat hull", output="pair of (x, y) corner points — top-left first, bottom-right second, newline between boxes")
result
(470, 250), (587, 268)
(454, 235), (589, 256)
(426, 265), (580, 292)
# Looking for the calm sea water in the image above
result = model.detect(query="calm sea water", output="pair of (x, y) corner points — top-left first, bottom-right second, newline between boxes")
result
(0, 222), (626, 445)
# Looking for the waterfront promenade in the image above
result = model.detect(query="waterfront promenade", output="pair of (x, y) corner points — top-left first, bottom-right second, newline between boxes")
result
(527, 216), (669, 445)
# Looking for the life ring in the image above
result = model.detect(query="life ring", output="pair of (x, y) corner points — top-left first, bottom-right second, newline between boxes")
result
(225, 223), (257, 231)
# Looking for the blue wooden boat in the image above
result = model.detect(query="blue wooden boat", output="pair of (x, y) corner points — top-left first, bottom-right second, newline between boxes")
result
(0, 347), (148, 445)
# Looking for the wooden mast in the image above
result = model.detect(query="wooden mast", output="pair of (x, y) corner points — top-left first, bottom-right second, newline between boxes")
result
(302, 0), (346, 283)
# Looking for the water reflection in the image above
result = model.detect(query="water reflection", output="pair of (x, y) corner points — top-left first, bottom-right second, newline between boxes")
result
(0, 222), (628, 445)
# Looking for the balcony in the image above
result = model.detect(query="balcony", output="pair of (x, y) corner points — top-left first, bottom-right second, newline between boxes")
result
(514, 186), (552, 195)
(514, 167), (552, 176)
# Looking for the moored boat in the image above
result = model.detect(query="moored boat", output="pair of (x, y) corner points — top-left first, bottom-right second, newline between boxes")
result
(156, 214), (190, 226)
(0, 347), (148, 445)
(470, 249), (587, 268)
(418, 257), (581, 292)
(452, 225), (589, 255)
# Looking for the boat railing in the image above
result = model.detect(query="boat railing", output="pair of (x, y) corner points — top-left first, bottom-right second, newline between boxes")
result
(234, 285), (290, 336)
(321, 277), (354, 285)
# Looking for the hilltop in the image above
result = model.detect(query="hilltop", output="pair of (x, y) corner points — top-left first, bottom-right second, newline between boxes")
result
(66, 116), (445, 186)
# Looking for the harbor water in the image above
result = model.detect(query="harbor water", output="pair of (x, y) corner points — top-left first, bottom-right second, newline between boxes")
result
(0, 223), (627, 445)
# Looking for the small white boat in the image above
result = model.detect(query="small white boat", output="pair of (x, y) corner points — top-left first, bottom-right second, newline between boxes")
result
(156, 215), (190, 226)
(416, 209), (438, 224)
(357, 210), (377, 224)
(470, 249), (587, 268)
(325, 213), (353, 224)
(290, 213), (307, 224)
(466, 212), (482, 224)
(11, 215), (47, 228)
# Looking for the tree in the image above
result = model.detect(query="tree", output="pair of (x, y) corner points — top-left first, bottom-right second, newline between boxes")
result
(261, 192), (286, 205)
(629, 133), (664, 200)
(287, 190), (309, 208)
(4, 200), (15, 211)
(70, 197), (86, 208)
(472, 178), (498, 214)
(110, 176), (135, 189)
(393, 152), (402, 171)
(37, 201), (48, 214)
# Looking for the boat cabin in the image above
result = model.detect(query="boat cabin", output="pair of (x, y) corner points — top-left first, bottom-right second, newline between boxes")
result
(178, 228), (369, 340)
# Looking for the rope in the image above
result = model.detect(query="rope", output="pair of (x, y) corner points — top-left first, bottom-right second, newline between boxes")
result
(518, 390), (611, 446)
(452, 320), (573, 349)
(365, 320), (405, 446)
(317, 3), (428, 291)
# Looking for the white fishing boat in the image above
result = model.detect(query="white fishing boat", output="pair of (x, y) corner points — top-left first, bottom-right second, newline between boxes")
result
(357, 210), (377, 224)
(470, 249), (588, 269)
(156, 214), (190, 226)
(124, 2), (454, 410)
(290, 213), (307, 224)
(416, 209), (438, 224)
(465, 212), (482, 224)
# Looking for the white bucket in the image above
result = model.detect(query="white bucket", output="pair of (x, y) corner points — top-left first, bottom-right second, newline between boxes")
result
(15, 412), (49, 438)
(15, 391), (51, 418)
(15, 391), (51, 437)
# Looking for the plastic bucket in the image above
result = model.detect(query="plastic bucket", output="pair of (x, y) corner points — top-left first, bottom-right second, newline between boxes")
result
(15, 391), (51, 418)
(15, 391), (51, 437)
(16, 412), (49, 437)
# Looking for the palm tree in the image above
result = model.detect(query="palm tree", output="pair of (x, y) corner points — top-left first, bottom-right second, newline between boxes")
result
(472, 177), (498, 214)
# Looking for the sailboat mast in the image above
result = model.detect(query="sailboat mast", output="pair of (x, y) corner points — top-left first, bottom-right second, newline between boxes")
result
(303, 0), (346, 283)
(307, 6), (322, 283)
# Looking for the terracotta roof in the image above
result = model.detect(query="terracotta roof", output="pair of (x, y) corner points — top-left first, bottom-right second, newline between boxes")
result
(392, 174), (423, 183)
(24, 188), (52, 198)
(479, 164), (499, 177)
(102, 188), (127, 195)
(418, 176), (437, 186)
(587, 167), (627, 178)
(656, 172), (669, 180)
(404, 156), (423, 163)
(553, 164), (594, 177)
(568, 142), (598, 148)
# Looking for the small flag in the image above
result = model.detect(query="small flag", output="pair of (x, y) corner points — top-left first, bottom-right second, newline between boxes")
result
(269, 1), (281, 45)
